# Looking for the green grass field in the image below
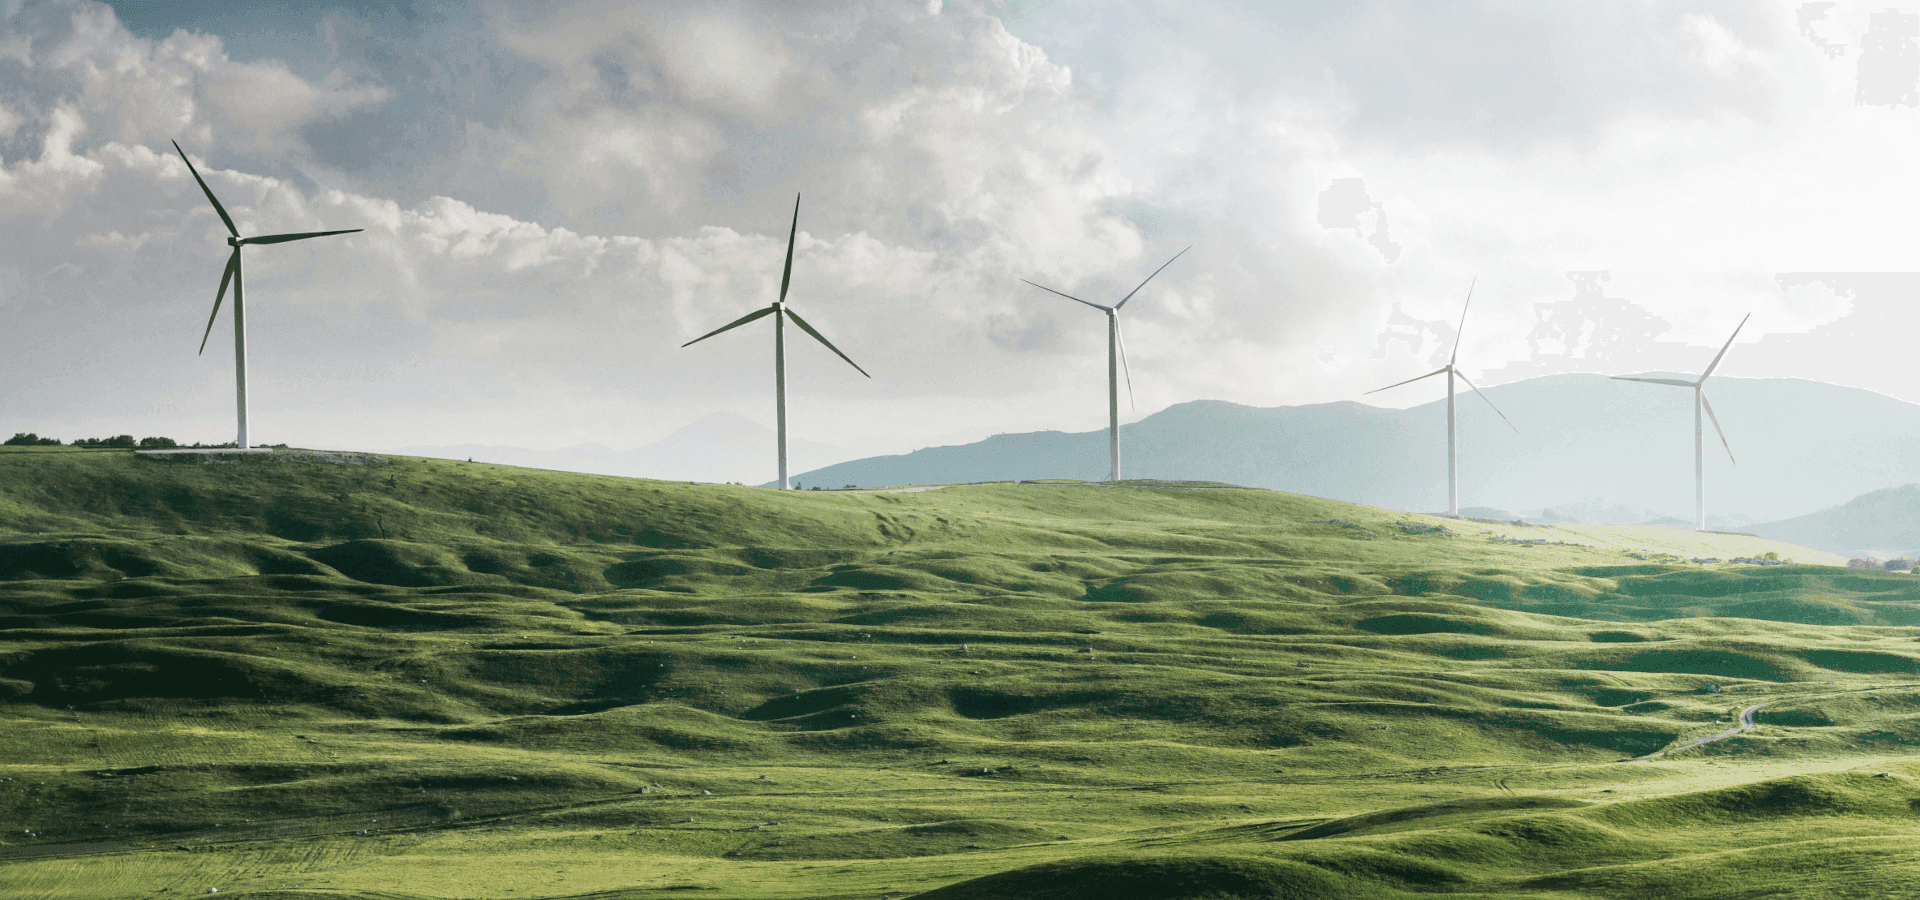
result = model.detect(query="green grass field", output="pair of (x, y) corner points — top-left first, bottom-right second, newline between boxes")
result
(4, 446), (1919, 899)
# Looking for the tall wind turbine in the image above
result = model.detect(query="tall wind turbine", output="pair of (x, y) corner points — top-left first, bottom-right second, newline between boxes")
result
(1612, 313), (1749, 532)
(1022, 247), (1189, 482)
(682, 194), (869, 490)
(1365, 278), (1518, 518)
(173, 141), (362, 449)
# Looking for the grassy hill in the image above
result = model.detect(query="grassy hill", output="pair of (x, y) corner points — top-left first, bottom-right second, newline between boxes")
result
(5, 447), (1920, 899)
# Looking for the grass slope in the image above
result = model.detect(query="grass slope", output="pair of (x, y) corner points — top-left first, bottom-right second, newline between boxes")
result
(1, 446), (1915, 899)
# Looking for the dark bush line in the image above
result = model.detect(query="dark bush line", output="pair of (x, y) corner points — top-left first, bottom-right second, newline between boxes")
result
(6, 433), (241, 449)
(1848, 557), (1915, 572)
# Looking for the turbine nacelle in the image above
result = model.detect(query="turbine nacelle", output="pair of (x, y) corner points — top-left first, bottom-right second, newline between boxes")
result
(1610, 313), (1751, 530)
(679, 192), (869, 382)
(1021, 247), (1191, 481)
(1366, 279), (1517, 433)
(681, 194), (870, 489)
(1365, 278), (1517, 518)
(174, 140), (361, 447)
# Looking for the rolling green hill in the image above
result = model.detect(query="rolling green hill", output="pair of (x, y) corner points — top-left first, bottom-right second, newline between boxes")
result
(3, 447), (1919, 899)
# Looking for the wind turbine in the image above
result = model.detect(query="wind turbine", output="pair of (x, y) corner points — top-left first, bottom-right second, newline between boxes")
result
(173, 141), (362, 449)
(1021, 247), (1189, 482)
(681, 194), (869, 490)
(1612, 313), (1749, 532)
(1365, 278), (1518, 518)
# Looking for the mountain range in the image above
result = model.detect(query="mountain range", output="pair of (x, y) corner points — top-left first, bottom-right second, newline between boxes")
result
(787, 374), (1920, 525)
(1748, 483), (1920, 560)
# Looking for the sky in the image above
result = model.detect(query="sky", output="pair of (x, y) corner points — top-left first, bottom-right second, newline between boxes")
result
(2, 0), (1918, 460)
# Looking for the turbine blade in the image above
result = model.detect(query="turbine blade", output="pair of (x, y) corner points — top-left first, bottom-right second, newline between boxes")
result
(1610, 376), (1698, 387)
(1021, 279), (1109, 311)
(198, 251), (238, 355)
(1700, 390), (1735, 464)
(1455, 370), (1518, 434)
(1700, 312), (1751, 381)
(1364, 367), (1448, 395)
(779, 193), (800, 305)
(784, 308), (870, 378)
(244, 228), (364, 246)
(1116, 318), (1136, 411)
(173, 140), (238, 238)
(681, 305), (777, 348)
(1449, 276), (1476, 367)
(1113, 245), (1191, 310)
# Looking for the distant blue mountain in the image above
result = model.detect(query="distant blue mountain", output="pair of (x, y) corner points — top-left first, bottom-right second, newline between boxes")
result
(1749, 484), (1920, 559)
(788, 374), (1920, 523)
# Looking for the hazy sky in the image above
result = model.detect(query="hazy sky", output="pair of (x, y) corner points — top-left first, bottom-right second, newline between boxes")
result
(3, 0), (1917, 456)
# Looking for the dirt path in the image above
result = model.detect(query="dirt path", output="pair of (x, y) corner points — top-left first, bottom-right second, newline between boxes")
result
(1632, 701), (1772, 762)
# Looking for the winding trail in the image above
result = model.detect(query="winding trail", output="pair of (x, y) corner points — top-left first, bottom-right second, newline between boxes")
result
(1633, 701), (1772, 762)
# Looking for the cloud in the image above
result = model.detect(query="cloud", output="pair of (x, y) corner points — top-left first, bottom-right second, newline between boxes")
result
(1856, 7), (1920, 107)
(467, 0), (1141, 270)
(0, 95), (1035, 451)
(0, 2), (390, 175)
(200, 60), (389, 154)
(5, 0), (1920, 464)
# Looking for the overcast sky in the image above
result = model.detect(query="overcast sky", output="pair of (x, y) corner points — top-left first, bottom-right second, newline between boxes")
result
(3, 0), (1917, 458)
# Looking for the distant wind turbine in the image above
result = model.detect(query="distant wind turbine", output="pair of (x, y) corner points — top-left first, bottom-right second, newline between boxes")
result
(173, 141), (362, 449)
(682, 194), (869, 490)
(1365, 278), (1518, 518)
(1022, 247), (1190, 482)
(1612, 313), (1749, 532)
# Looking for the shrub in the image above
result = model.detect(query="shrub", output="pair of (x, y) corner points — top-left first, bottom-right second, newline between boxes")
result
(1849, 559), (1880, 569)
(3, 433), (61, 446)
(137, 436), (179, 449)
(1886, 558), (1915, 572)
(70, 435), (136, 448)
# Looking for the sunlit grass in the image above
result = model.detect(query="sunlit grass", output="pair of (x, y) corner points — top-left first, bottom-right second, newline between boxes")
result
(0, 447), (1914, 898)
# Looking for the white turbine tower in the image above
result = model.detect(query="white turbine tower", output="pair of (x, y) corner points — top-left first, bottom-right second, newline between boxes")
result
(1612, 313), (1749, 532)
(1021, 247), (1189, 482)
(1365, 278), (1518, 518)
(174, 141), (363, 449)
(682, 194), (869, 490)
